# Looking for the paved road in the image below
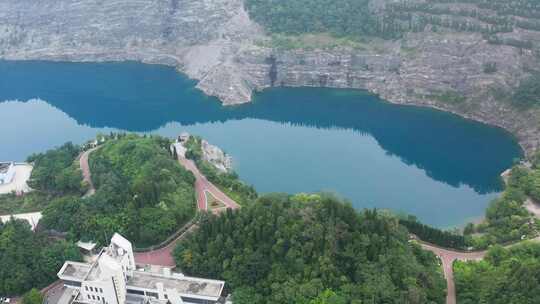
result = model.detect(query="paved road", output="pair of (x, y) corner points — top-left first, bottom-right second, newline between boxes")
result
(178, 156), (240, 211)
(133, 155), (239, 267)
(419, 242), (485, 304)
(421, 235), (540, 304)
(79, 146), (100, 197)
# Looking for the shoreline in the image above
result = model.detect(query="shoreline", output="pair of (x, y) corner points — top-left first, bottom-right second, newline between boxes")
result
(0, 57), (531, 158)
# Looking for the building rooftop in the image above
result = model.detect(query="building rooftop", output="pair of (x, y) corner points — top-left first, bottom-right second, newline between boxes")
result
(58, 261), (92, 281)
(76, 241), (97, 252)
(128, 271), (224, 298)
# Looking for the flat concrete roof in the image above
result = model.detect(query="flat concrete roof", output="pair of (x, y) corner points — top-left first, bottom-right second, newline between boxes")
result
(59, 261), (92, 281)
(128, 271), (224, 299)
(0, 163), (33, 194)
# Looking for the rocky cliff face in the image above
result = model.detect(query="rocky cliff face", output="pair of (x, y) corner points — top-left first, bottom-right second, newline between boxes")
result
(201, 139), (233, 173)
(1, 0), (539, 154)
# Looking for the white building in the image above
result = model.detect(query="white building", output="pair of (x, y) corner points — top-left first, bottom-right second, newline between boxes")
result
(0, 162), (15, 185)
(57, 233), (226, 304)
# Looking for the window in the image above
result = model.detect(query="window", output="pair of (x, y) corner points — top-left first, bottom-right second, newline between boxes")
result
(127, 289), (145, 296)
(97, 296), (100, 301)
(87, 295), (91, 300)
(64, 281), (82, 287)
(90, 287), (94, 292)
(85, 286), (89, 291)
(146, 292), (158, 298)
(92, 295), (96, 300)
(100, 288), (103, 293)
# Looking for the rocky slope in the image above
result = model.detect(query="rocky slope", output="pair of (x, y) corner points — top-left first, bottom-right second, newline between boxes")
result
(1, 0), (539, 154)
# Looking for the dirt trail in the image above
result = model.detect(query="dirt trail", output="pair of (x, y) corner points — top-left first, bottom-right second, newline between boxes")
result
(79, 146), (100, 197)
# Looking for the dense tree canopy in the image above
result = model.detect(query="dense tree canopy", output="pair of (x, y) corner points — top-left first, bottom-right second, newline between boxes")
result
(0, 219), (81, 296)
(26, 142), (85, 195)
(21, 289), (43, 304)
(245, 0), (540, 47)
(245, 0), (379, 38)
(399, 216), (466, 249)
(470, 161), (540, 248)
(454, 242), (540, 304)
(513, 73), (540, 108)
(41, 135), (196, 247)
(174, 193), (446, 304)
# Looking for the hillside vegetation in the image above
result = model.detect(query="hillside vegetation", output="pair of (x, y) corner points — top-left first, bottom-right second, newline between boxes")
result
(246, 0), (540, 44)
(0, 143), (85, 216)
(27, 142), (86, 195)
(454, 242), (540, 303)
(0, 219), (81, 296)
(174, 193), (446, 304)
(41, 135), (196, 247)
(467, 158), (540, 248)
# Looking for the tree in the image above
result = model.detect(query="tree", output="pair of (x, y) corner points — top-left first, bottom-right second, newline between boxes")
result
(174, 194), (446, 304)
(21, 289), (43, 304)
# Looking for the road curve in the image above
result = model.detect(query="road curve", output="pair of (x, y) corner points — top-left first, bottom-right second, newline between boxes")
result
(420, 235), (540, 304)
(419, 242), (485, 304)
(79, 146), (100, 197)
(133, 155), (239, 267)
(178, 156), (240, 211)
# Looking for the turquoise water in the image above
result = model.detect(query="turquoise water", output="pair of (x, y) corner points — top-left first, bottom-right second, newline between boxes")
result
(0, 61), (523, 227)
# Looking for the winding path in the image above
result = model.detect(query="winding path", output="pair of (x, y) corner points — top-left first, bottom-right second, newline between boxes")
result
(420, 235), (540, 304)
(178, 156), (240, 211)
(79, 146), (100, 197)
(133, 154), (239, 267)
(419, 242), (485, 304)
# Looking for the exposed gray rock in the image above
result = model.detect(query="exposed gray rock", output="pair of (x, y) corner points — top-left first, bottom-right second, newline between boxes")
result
(201, 140), (233, 173)
(0, 0), (539, 155)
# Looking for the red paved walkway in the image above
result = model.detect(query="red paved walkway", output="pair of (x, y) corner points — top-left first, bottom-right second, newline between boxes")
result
(133, 155), (239, 267)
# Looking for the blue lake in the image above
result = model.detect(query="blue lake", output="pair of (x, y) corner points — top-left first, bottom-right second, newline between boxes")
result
(0, 60), (523, 227)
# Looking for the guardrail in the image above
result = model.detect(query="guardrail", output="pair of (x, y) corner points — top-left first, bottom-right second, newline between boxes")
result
(133, 212), (202, 252)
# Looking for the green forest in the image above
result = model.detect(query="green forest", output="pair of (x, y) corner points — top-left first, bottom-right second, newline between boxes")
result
(245, 0), (540, 47)
(0, 143), (85, 215)
(27, 142), (86, 195)
(0, 219), (81, 296)
(41, 134), (197, 247)
(454, 242), (540, 303)
(468, 158), (540, 248)
(174, 193), (446, 304)
(399, 217), (467, 249)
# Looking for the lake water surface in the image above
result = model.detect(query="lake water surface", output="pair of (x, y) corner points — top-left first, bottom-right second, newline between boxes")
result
(0, 61), (523, 227)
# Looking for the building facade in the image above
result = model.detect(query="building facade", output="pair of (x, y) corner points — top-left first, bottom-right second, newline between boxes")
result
(57, 233), (226, 304)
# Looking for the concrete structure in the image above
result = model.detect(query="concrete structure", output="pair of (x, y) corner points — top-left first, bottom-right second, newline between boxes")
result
(0, 162), (15, 185)
(0, 212), (42, 230)
(57, 233), (226, 304)
(171, 143), (187, 159)
(0, 163), (33, 194)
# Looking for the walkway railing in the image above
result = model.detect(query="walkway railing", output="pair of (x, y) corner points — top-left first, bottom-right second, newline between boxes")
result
(133, 212), (202, 252)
